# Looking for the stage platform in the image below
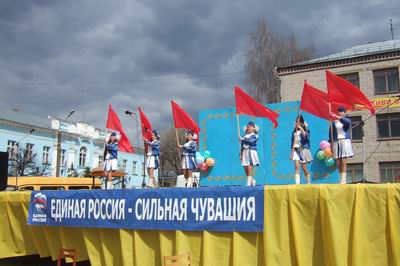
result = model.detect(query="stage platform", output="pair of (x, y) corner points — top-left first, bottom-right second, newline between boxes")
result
(1, 184), (399, 266)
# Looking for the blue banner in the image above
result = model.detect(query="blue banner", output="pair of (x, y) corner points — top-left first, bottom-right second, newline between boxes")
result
(28, 187), (264, 232)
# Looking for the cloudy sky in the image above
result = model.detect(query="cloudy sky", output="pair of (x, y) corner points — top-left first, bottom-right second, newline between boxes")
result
(0, 0), (398, 139)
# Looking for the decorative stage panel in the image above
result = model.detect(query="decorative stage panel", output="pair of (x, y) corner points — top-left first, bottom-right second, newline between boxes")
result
(199, 101), (338, 186)
(1, 185), (399, 266)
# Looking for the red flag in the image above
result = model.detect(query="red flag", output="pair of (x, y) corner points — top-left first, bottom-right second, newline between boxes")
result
(106, 105), (135, 153)
(300, 81), (352, 120)
(234, 86), (279, 128)
(326, 70), (375, 115)
(300, 81), (330, 120)
(171, 100), (200, 136)
(138, 107), (153, 141)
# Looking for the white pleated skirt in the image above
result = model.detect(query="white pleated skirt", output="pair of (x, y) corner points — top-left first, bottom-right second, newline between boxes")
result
(292, 147), (313, 164)
(103, 159), (118, 172)
(181, 155), (197, 171)
(333, 139), (354, 159)
(146, 155), (159, 169)
(241, 148), (260, 166)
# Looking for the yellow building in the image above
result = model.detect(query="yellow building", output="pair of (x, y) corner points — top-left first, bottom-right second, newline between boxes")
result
(277, 39), (400, 183)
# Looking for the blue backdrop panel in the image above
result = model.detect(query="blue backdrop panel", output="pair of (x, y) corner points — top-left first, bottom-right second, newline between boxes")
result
(199, 101), (338, 186)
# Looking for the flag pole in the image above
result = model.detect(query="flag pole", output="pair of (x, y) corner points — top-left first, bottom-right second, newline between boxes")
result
(142, 139), (147, 188)
(236, 114), (242, 159)
(175, 128), (182, 164)
(328, 102), (334, 148)
(236, 114), (241, 140)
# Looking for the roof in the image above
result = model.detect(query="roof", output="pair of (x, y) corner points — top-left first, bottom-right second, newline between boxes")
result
(278, 39), (400, 71)
(0, 108), (51, 129)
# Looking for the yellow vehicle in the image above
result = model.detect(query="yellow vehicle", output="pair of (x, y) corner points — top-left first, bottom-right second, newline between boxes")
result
(7, 176), (102, 191)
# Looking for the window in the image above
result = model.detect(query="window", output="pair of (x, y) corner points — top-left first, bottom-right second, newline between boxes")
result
(60, 149), (66, 166)
(349, 116), (363, 141)
(26, 143), (34, 159)
(121, 159), (127, 170)
(339, 72), (360, 88)
(7, 140), (17, 158)
(379, 162), (400, 183)
(98, 155), (104, 166)
(79, 147), (87, 167)
(346, 163), (363, 183)
(376, 113), (400, 139)
(42, 146), (50, 164)
(374, 68), (399, 94)
(132, 161), (137, 175)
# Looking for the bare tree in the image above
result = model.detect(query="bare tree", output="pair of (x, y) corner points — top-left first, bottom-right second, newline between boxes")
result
(244, 19), (314, 103)
(8, 147), (50, 176)
(159, 128), (185, 178)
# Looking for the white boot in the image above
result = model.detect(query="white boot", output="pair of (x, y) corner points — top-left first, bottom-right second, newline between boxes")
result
(106, 181), (113, 190)
(340, 172), (347, 184)
(251, 177), (256, 186)
(149, 177), (157, 188)
(192, 176), (198, 187)
(187, 177), (193, 187)
(247, 176), (252, 186)
(295, 174), (300, 185)
(306, 174), (311, 184)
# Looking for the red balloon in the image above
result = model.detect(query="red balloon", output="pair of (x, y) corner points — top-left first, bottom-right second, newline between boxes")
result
(199, 163), (208, 172)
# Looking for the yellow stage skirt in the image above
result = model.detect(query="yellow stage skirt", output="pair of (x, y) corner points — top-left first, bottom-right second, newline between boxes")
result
(0, 184), (399, 266)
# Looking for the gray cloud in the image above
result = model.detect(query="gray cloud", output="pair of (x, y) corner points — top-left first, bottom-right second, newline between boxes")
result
(0, 0), (399, 142)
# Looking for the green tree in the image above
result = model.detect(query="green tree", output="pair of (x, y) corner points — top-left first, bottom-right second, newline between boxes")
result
(81, 166), (92, 177)
(67, 163), (79, 177)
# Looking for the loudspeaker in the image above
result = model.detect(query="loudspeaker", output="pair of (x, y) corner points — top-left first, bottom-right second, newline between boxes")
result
(0, 152), (8, 191)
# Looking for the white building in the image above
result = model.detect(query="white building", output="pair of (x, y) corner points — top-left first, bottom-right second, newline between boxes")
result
(0, 107), (155, 187)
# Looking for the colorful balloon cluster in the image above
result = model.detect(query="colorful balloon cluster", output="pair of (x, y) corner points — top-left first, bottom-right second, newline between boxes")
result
(196, 150), (215, 172)
(316, 140), (335, 167)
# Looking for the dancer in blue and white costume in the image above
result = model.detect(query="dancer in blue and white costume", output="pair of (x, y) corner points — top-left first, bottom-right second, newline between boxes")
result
(103, 132), (119, 189)
(179, 130), (197, 187)
(290, 115), (312, 184)
(329, 106), (354, 184)
(239, 121), (259, 186)
(144, 129), (160, 188)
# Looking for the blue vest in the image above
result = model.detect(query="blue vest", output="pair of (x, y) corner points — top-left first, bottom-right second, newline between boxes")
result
(241, 133), (258, 150)
(105, 142), (118, 159)
(290, 129), (311, 149)
(182, 140), (196, 156)
(146, 140), (160, 156)
(329, 117), (352, 142)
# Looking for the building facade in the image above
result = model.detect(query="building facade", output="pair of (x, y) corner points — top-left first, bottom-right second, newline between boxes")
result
(0, 108), (155, 187)
(277, 39), (400, 183)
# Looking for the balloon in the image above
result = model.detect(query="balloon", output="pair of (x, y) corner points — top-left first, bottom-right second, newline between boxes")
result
(205, 158), (215, 167)
(199, 163), (208, 172)
(324, 148), (332, 157)
(319, 140), (330, 150)
(195, 155), (205, 164)
(324, 157), (335, 167)
(203, 150), (211, 159)
(195, 151), (201, 158)
(316, 150), (326, 160)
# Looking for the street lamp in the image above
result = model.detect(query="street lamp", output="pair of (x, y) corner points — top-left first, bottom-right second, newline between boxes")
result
(52, 110), (75, 177)
(125, 110), (147, 188)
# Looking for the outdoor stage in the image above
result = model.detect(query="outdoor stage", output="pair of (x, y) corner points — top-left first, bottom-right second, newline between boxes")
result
(1, 184), (399, 266)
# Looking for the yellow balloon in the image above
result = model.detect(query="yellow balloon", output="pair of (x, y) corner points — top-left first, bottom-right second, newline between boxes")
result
(205, 158), (215, 167)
